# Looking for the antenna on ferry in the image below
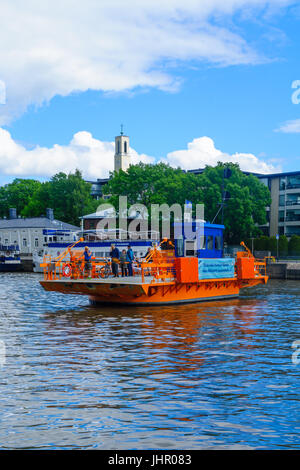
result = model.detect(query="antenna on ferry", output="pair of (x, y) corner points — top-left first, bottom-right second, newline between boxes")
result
(212, 166), (232, 224)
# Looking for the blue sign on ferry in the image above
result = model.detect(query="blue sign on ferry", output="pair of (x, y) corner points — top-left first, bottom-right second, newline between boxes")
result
(198, 258), (235, 280)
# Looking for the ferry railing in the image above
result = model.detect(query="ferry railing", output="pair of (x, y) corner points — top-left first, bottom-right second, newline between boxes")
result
(41, 238), (177, 283)
(239, 241), (267, 278)
(254, 260), (267, 277)
(82, 229), (160, 241)
(140, 258), (176, 283)
(138, 242), (176, 283)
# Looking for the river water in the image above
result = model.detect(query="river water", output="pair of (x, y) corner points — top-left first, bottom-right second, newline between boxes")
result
(0, 273), (299, 449)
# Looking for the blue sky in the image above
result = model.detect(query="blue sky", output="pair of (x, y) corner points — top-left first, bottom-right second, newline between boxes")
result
(0, 1), (300, 184)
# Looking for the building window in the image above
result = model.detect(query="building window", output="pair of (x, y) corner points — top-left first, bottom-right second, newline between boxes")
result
(34, 238), (39, 247)
(124, 141), (127, 153)
(286, 193), (300, 206)
(117, 140), (120, 154)
(279, 211), (285, 222)
(279, 177), (286, 190)
(279, 195), (285, 206)
(286, 209), (300, 222)
(287, 175), (300, 190)
(23, 238), (27, 247)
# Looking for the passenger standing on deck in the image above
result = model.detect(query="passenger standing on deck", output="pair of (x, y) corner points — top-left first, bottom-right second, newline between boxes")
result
(110, 244), (120, 277)
(120, 249), (128, 277)
(127, 245), (134, 277)
(84, 246), (92, 278)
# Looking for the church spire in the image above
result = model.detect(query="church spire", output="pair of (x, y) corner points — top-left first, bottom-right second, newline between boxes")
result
(114, 127), (131, 172)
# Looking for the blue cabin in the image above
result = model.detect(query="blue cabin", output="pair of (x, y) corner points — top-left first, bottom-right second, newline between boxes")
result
(173, 221), (224, 259)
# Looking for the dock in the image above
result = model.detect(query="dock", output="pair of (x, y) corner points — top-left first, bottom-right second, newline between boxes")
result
(267, 261), (300, 280)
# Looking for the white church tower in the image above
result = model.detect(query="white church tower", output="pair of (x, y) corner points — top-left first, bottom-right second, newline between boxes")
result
(114, 125), (131, 172)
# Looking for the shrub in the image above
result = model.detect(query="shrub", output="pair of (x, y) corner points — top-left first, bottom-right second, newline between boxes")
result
(288, 235), (300, 256)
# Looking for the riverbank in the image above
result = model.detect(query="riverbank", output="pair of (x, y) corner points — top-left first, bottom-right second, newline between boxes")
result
(267, 261), (300, 279)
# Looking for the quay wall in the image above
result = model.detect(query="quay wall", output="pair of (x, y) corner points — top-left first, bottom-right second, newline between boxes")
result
(20, 256), (33, 272)
(267, 261), (300, 280)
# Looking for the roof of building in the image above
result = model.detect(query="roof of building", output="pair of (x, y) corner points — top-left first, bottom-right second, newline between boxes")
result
(81, 209), (143, 219)
(86, 178), (109, 184)
(0, 217), (79, 230)
(81, 209), (115, 219)
(187, 168), (300, 179)
(86, 167), (300, 188)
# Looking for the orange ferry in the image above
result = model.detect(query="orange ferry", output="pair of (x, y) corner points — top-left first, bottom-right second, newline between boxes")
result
(40, 222), (268, 305)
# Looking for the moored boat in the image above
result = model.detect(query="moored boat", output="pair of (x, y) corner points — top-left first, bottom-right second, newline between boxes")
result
(0, 244), (23, 272)
(33, 228), (159, 272)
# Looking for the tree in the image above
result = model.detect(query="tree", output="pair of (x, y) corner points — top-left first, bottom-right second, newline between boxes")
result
(288, 235), (300, 256)
(279, 235), (288, 257)
(103, 162), (271, 243)
(268, 236), (277, 256)
(194, 163), (271, 243)
(254, 236), (270, 251)
(0, 178), (42, 218)
(22, 170), (98, 226)
(104, 162), (203, 219)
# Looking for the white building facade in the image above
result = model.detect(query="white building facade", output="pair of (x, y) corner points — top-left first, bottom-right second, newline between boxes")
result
(0, 211), (79, 255)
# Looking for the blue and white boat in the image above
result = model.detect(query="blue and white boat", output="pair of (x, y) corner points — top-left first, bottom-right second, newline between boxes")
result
(33, 228), (160, 272)
(0, 244), (22, 272)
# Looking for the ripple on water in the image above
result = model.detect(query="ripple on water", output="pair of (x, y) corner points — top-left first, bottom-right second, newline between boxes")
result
(0, 274), (300, 449)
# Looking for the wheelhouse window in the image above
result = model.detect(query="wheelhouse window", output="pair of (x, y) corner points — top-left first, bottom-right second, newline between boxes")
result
(177, 238), (184, 257)
(199, 236), (206, 250)
(185, 240), (196, 256)
(207, 236), (214, 250)
(215, 236), (222, 250)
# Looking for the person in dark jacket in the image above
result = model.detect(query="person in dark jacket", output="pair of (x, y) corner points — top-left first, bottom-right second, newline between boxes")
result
(120, 249), (128, 277)
(84, 246), (92, 278)
(110, 244), (120, 277)
(126, 245), (134, 277)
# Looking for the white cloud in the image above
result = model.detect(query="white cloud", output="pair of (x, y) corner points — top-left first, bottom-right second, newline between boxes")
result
(0, 0), (294, 123)
(165, 136), (279, 173)
(275, 119), (300, 133)
(0, 128), (277, 179)
(0, 128), (154, 179)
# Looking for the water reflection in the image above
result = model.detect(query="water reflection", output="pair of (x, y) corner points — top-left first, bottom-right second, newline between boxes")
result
(0, 275), (299, 449)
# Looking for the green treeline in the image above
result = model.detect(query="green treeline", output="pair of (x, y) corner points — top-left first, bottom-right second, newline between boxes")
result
(0, 170), (98, 227)
(0, 162), (271, 243)
(246, 235), (300, 257)
(102, 161), (271, 244)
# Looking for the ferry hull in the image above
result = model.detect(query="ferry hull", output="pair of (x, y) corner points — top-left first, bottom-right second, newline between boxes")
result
(40, 277), (264, 306)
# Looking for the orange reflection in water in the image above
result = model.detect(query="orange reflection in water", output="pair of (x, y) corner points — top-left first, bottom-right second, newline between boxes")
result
(139, 297), (266, 374)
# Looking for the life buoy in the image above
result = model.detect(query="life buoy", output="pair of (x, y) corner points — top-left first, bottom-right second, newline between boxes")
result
(62, 263), (72, 277)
